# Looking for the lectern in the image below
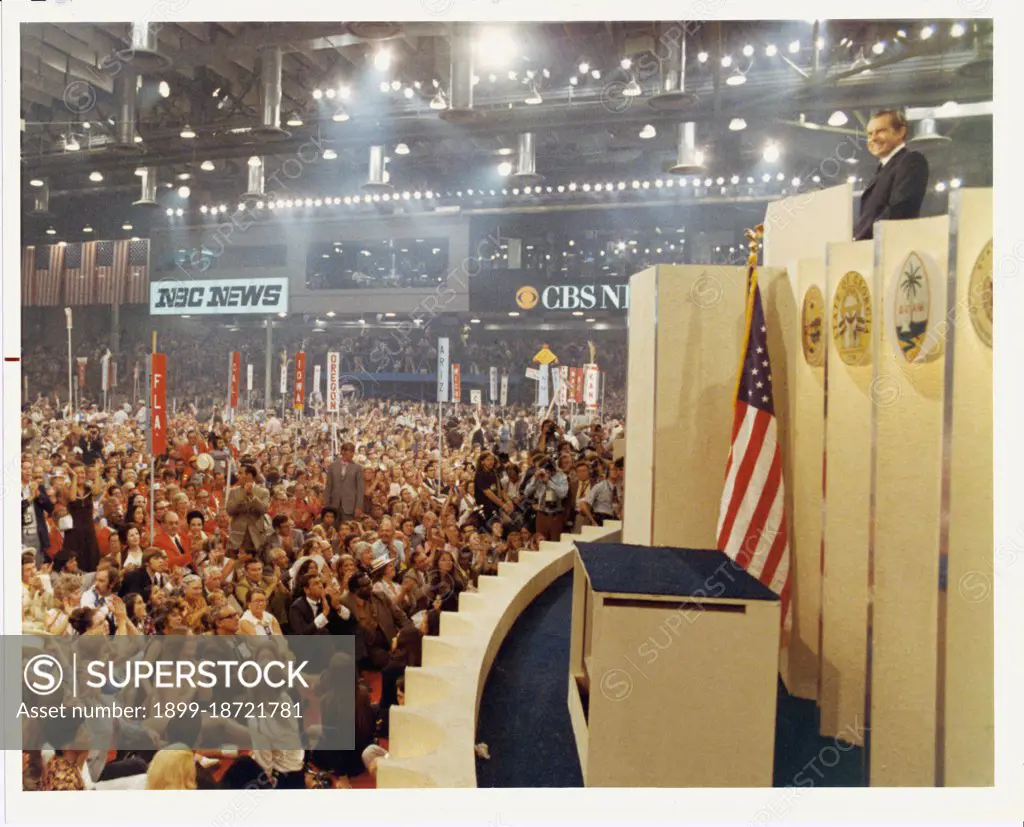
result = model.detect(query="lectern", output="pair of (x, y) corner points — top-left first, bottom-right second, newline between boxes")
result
(567, 542), (781, 787)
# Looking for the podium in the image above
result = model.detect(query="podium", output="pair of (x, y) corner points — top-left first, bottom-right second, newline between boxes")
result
(567, 542), (781, 787)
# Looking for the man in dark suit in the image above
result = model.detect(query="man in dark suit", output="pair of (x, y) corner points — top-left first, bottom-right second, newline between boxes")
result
(288, 571), (345, 635)
(120, 548), (169, 603)
(324, 441), (364, 522)
(853, 108), (929, 241)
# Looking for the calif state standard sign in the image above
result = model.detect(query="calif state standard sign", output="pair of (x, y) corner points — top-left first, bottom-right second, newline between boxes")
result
(150, 277), (288, 315)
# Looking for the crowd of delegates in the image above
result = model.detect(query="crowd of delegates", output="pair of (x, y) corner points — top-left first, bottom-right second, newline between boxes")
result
(20, 395), (624, 791)
(22, 307), (628, 414)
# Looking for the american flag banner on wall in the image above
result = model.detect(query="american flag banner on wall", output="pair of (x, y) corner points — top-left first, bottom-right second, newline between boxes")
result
(94, 240), (128, 305)
(22, 247), (36, 305)
(715, 226), (791, 632)
(122, 238), (150, 304)
(33, 244), (65, 306)
(63, 242), (97, 304)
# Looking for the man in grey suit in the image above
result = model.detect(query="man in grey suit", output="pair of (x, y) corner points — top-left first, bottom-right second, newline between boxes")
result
(324, 441), (364, 522)
(226, 463), (272, 559)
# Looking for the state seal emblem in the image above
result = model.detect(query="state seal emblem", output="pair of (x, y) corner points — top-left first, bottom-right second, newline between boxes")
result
(832, 271), (872, 366)
(892, 252), (932, 363)
(801, 285), (825, 367)
(968, 239), (993, 349)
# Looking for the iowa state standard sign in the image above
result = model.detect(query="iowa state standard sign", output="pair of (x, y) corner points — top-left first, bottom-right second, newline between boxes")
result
(150, 277), (289, 315)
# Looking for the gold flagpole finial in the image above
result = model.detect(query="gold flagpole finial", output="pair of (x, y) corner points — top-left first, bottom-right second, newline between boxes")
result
(745, 224), (765, 269)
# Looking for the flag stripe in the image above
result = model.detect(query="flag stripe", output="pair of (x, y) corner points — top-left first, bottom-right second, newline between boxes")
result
(717, 405), (770, 547)
(734, 435), (783, 569)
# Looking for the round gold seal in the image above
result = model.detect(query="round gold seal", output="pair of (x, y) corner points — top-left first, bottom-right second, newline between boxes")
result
(516, 285), (539, 310)
(831, 271), (872, 366)
(968, 239), (993, 348)
(801, 285), (825, 367)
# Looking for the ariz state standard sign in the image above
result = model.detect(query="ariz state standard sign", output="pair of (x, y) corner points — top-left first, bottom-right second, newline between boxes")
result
(150, 277), (289, 315)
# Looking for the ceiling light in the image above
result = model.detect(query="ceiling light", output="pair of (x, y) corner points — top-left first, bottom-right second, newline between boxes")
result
(178, 185), (190, 198)
(762, 173), (771, 183)
(725, 69), (746, 86)
(287, 115), (303, 127)
(729, 117), (747, 131)
(620, 57), (632, 69)
(88, 171), (103, 182)
(639, 124), (656, 139)
(326, 311), (336, 318)
(332, 108), (349, 122)
(816, 37), (825, 50)
(165, 208), (173, 216)
(197, 160), (214, 172)
(742, 44), (754, 57)
(429, 91), (446, 110)
(788, 40), (800, 54)
(403, 87), (414, 98)
(30, 178), (44, 187)
(950, 177), (962, 189)
(622, 78), (642, 97)
(828, 110), (848, 127)
(791, 177), (801, 187)
(338, 85), (351, 99)
(379, 81), (390, 93)
(508, 311), (520, 317)
(374, 48), (391, 70)
(323, 149), (337, 160)
(134, 134), (144, 143)
(848, 175), (858, 184)
(590, 69), (601, 79)
(935, 181), (947, 192)
(730, 175), (740, 184)
(175, 208), (184, 216)
(395, 142), (410, 155)
(180, 125), (196, 139)
(45, 227), (56, 235)
(524, 85), (542, 105)
(158, 80), (170, 98)
(569, 75), (578, 86)
(950, 22), (965, 38)
(765, 44), (778, 56)
(721, 55), (733, 68)
(920, 25), (934, 40)
(65, 137), (80, 151)
(57, 241), (67, 247)
(177, 172), (192, 181)
(83, 225), (93, 233)
(776, 172), (785, 181)
(872, 41), (885, 55)
(762, 142), (780, 163)
(578, 61), (590, 73)
(325, 88), (336, 99)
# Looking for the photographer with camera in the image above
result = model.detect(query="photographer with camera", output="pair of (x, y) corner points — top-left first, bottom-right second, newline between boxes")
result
(523, 455), (569, 542)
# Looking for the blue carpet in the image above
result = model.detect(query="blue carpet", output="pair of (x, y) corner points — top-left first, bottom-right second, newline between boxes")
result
(476, 570), (865, 787)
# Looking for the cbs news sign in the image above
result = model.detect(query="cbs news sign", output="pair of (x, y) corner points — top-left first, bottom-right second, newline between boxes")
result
(514, 282), (630, 313)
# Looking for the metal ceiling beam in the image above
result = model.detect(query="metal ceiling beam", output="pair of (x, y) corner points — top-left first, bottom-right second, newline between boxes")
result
(21, 36), (115, 95)
(171, 23), (353, 68)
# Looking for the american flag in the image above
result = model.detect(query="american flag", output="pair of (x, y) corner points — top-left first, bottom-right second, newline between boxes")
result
(63, 241), (97, 304)
(95, 240), (129, 305)
(21, 246), (36, 305)
(122, 238), (150, 304)
(32, 244), (65, 306)
(716, 261), (791, 630)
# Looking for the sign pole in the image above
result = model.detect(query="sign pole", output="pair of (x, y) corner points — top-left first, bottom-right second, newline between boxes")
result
(149, 331), (157, 546)
(65, 308), (73, 417)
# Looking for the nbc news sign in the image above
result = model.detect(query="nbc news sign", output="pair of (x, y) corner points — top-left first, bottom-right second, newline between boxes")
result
(150, 277), (289, 315)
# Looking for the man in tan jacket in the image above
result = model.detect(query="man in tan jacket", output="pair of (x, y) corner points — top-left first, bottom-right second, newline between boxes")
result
(226, 463), (271, 559)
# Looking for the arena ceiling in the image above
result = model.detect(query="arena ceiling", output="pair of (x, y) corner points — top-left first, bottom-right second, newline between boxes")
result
(21, 20), (993, 243)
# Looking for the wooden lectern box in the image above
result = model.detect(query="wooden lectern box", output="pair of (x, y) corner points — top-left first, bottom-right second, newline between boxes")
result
(567, 542), (781, 787)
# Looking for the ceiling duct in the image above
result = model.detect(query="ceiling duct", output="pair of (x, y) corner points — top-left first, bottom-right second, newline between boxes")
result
(111, 71), (144, 154)
(30, 182), (52, 216)
(346, 22), (401, 39)
(907, 117), (952, 149)
(253, 47), (290, 139)
(439, 23), (483, 124)
(668, 122), (704, 175)
(648, 22), (698, 111)
(361, 145), (394, 193)
(509, 132), (544, 185)
(958, 22), (993, 82)
(128, 22), (171, 73)
(243, 156), (265, 198)
(132, 166), (159, 207)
